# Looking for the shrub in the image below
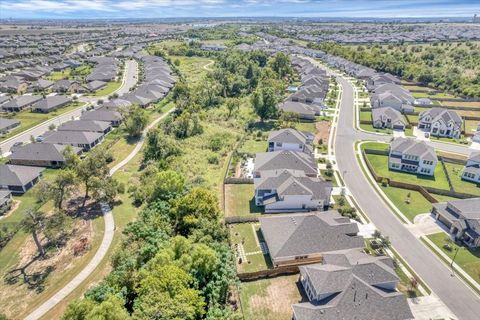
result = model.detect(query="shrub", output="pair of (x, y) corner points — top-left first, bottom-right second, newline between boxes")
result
(381, 178), (389, 187)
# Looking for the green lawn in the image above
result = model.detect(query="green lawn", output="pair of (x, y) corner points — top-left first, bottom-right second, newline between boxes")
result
(426, 232), (480, 285)
(432, 194), (461, 203)
(360, 123), (392, 134)
(294, 121), (316, 134)
(444, 162), (480, 196)
(238, 139), (267, 154)
(229, 223), (271, 273)
(380, 186), (433, 222)
(239, 275), (303, 320)
(359, 110), (372, 122)
(90, 81), (122, 97)
(0, 102), (85, 143)
(225, 184), (262, 217)
(365, 153), (450, 190)
(412, 91), (457, 99)
(361, 141), (388, 152)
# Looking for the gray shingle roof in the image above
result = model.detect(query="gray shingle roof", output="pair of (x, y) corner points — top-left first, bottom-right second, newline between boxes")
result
(9, 143), (81, 163)
(390, 137), (437, 161)
(255, 150), (317, 176)
(0, 164), (44, 187)
(58, 120), (111, 133)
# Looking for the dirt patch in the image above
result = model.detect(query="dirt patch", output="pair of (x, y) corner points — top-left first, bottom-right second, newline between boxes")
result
(248, 276), (303, 320)
(314, 121), (331, 145)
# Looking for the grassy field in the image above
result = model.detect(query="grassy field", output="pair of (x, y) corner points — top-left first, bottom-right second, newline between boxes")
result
(170, 55), (212, 84)
(0, 102), (85, 143)
(239, 275), (304, 320)
(225, 184), (262, 218)
(90, 81), (122, 97)
(380, 185), (433, 222)
(426, 232), (480, 285)
(365, 153), (450, 190)
(444, 162), (480, 196)
(229, 222), (271, 273)
(412, 91), (457, 99)
(46, 64), (92, 82)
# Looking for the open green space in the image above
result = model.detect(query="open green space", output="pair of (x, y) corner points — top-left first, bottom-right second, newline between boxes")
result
(380, 185), (432, 222)
(225, 184), (262, 217)
(426, 232), (480, 285)
(229, 222), (271, 273)
(239, 275), (303, 320)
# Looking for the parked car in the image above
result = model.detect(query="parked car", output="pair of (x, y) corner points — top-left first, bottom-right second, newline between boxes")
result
(10, 141), (23, 152)
(36, 135), (44, 142)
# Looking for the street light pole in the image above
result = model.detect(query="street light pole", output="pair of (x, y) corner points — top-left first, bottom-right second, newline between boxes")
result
(450, 246), (459, 276)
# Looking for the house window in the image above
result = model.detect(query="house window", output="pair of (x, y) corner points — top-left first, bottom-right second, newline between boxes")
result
(276, 142), (282, 147)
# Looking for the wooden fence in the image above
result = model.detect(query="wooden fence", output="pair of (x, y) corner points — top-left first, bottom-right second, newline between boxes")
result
(238, 265), (300, 281)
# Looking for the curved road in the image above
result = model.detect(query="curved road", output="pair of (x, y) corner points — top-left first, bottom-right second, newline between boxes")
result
(333, 74), (480, 320)
(25, 106), (176, 320)
(0, 59), (138, 157)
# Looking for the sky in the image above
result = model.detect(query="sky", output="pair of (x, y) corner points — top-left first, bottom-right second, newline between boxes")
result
(0, 0), (479, 20)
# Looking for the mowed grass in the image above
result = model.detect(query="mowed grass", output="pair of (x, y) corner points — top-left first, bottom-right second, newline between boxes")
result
(225, 184), (262, 218)
(426, 232), (480, 285)
(294, 121), (316, 134)
(444, 162), (480, 196)
(229, 223), (271, 273)
(239, 275), (304, 320)
(0, 102), (85, 142)
(380, 185), (433, 222)
(238, 139), (267, 154)
(90, 81), (122, 97)
(365, 153), (450, 190)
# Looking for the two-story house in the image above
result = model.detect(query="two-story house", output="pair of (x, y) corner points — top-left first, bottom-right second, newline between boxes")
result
(388, 137), (437, 176)
(461, 152), (480, 183)
(433, 198), (480, 248)
(372, 107), (407, 130)
(418, 108), (462, 138)
(267, 128), (313, 153)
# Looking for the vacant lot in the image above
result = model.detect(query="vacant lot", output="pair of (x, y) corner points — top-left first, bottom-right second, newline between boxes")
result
(225, 184), (262, 217)
(426, 232), (480, 285)
(240, 275), (305, 320)
(229, 222), (271, 273)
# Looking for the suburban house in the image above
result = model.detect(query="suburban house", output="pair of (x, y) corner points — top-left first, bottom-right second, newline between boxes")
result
(267, 128), (313, 153)
(1, 95), (42, 112)
(259, 211), (364, 267)
(85, 80), (107, 92)
(80, 110), (122, 127)
(9, 143), (82, 168)
(0, 164), (44, 194)
(254, 169), (332, 213)
(389, 137), (437, 176)
(366, 73), (400, 92)
(30, 79), (54, 92)
(372, 107), (407, 130)
(292, 249), (413, 320)
(432, 198), (480, 248)
(100, 98), (131, 111)
(58, 120), (112, 134)
(0, 118), (20, 134)
(254, 150), (318, 179)
(277, 101), (320, 121)
(418, 107), (462, 138)
(43, 130), (104, 151)
(0, 190), (13, 215)
(32, 95), (72, 113)
(461, 152), (480, 183)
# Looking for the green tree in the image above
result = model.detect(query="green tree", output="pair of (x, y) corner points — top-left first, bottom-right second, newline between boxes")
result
(51, 169), (77, 209)
(125, 106), (149, 137)
(76, 148), (110, 207)
(251, 86), (278, 122)
(225, 98), (239, 119)
(143, 128), (181, 163)
(151, 170), (185, 201)
(270, 52), (292, 78)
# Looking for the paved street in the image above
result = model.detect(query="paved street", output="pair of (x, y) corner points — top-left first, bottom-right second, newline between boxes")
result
(0, 59), (138, 157)
(333, 75), (480, 320)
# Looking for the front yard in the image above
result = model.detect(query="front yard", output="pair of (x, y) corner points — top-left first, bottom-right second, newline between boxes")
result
(444, 162), (480, 196)
(426, 232), (480, 285)
(380, 186), (433, 222)
(90, 81), (122, 97)
(229, 222), (271, 273)
(239, 275), (305, 320)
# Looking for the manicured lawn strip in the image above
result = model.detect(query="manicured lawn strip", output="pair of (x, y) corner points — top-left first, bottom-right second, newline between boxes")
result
(225, 184), (262, 217)
(432, 193), (461, 203)
(360, 141), (388, 152)
(365, 153), (450, 190)
(319, 169), (338, 187)
(239, 275), (302, 320)
(412, 91), (457, 99)
(294, 121), (316, 134)
(90, 81), (122, 97)
(238, 139), (267, 154)
(425, 232), (480, 288)
(0, 103), (85, 142)
(389, 247), (430, 296)
(380, 186), (432, 222)
(465, 120), (480, 135)
(360, 123), (391, 134)
(444, 162), (480, 196)
(359, 110), (372, 122)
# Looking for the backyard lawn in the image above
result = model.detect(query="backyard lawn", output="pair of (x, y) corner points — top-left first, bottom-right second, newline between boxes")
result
(225, 184), (262, 217)
(238, 139), (267, 154)
(380, 186), (433, 222)
(294, 121), (316, 134)
(365, 153), (450, 190)
(239, 275), (304, 320)
(426, 232), (480, 285)
(444, 162), (480, 196)
(229, 222), (271, 273)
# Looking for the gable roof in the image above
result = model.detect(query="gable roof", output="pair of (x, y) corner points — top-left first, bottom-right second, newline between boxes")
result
(259, 211), (363, 261)
(254, 150), (317, 176)
(0, 164), (44, 187)
(268, 128), (311, 145)
(9, 143), (81, 163)
(390, 137), (437, 161)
